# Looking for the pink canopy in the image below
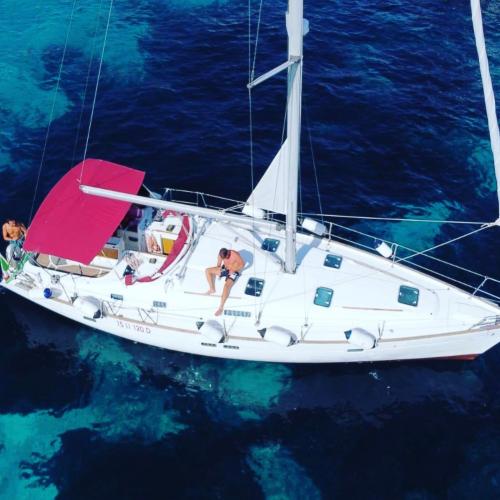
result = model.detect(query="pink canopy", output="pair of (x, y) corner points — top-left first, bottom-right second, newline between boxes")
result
(24, 159), (145, 264)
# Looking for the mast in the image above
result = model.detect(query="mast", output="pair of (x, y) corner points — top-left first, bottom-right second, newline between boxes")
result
(470, 0), (500, 221)
(284, 0), (304, 273)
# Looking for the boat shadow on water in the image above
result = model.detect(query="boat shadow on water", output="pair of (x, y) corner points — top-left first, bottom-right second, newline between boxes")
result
(1, 283), (499, 499)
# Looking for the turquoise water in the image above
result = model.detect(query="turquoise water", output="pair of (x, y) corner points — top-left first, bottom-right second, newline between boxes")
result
(0, 0), (499, 497)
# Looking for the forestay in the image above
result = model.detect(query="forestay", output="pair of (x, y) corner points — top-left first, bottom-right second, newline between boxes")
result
(471, 0), (500, 220)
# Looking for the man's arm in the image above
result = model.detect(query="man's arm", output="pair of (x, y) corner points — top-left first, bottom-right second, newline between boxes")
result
(20, 224), (27, 236)
(2, 225), (12, 241)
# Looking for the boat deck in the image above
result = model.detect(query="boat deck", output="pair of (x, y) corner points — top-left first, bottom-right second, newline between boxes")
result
(173, 219), (497, 341)
(24, 215), (499, 348)
(5, 214), (499, 362)
(36, 254), (111, 278)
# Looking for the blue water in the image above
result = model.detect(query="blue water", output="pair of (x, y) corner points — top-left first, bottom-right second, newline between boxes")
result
(1, 0), (499, 497)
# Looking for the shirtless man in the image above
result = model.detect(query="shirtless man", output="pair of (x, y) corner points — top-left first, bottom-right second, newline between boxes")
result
(205, 248), (244, 316)
(2, 219), (27, 261)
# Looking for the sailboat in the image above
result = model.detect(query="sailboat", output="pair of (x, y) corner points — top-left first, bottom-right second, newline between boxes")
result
(1, 0), (499, 363)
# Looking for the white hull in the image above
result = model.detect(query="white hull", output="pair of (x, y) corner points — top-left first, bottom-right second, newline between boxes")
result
(3, 215), (499, 363)
(2, 281), (499, 363)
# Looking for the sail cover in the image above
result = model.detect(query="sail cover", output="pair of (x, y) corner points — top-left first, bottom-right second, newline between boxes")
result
(471, 0), (500, 219)
(247, 139), (289, 214)
(24, 159), (145, 264)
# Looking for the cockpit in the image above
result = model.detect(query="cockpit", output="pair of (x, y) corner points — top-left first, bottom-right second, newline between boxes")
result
(36, 205), (192, 279)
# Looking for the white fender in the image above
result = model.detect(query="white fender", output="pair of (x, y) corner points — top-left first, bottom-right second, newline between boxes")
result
(199, 320), (225, 343)
(29, 287), (63, 300)
(301, 217), (326, 236)
(242, 204), (266, 220)
(260, 326), (297, 347)
(74, 297), (102, 319)
(344, 328), (377, 349)
(374, 240), (393, 258)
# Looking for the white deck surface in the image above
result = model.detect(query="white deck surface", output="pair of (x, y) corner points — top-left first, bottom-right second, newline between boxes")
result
(3, 215), (500, 362)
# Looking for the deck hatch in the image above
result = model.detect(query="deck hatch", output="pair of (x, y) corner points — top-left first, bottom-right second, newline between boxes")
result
(398, 285), (419, 306)
(153, 301), (167, 308)
(245, 278), (265, 297)
(261, 238), (280, 252)
(324, 254), (342, 269)
(314, 287), (333, 307)
(110, 293), (123, 301)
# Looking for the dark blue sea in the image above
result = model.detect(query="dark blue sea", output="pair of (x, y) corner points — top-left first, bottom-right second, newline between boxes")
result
(1, 0), (499, 498)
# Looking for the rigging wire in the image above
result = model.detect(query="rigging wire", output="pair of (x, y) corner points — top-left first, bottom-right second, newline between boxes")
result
(248, 92), (255, 200)
(304, 106), (324, 224)
(298, 159), (309, 328)
(28, 0), (79, 224)
(253, 99), (290, 319)
(394, 222), (494, 265)
(17, 0), (45, 219)
(329, 219), (500, 287)
(315, 222), (500, 303)
(247, 0), (256, 318)
(71, 0), (106, 166)
(248, 0), (264, 319)
(78, 0), (115, 183)
(250, 0), (264, 82)
(247, 0), (264, 198)
(299, 213), (493, 225)
(248, 0), (254, 192)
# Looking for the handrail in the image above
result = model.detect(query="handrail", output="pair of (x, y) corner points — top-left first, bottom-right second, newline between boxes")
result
(472, 315), (500, 328)
(157, 187), (500, 303)
(322, 220), (500, 304)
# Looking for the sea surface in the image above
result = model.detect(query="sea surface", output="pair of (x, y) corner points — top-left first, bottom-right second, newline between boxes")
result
(0, 0), (499, 498)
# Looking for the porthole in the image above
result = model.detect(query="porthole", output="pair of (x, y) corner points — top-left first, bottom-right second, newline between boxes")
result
(314, 287), (333, 307)
(324, 254), (342, 269)
(398, 285), (419, 307)
(245, 278), (265, 297)
(261, 238), (280, 253)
